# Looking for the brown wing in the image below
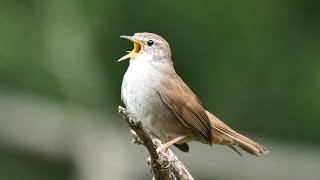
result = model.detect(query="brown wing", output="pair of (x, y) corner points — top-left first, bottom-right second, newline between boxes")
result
(159, 73), (212, 144)
(206, 111), (269, 156)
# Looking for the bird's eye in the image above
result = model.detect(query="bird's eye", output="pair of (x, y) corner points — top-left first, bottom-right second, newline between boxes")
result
(147, 40), (154, 46)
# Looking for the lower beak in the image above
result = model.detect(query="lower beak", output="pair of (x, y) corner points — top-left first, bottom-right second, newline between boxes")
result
(118, 35), (142, 62)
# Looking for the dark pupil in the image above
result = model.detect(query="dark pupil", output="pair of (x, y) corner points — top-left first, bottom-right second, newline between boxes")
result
(147, 40), (154, 46)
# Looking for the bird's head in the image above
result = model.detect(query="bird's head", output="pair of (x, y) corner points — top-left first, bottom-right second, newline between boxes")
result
(118, 32), (172, 64)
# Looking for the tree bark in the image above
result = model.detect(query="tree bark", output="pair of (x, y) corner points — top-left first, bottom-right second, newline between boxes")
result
(118, 106), (194, 180)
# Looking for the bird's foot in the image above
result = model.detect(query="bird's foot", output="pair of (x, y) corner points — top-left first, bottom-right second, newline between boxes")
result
(156, 146), (173, 169)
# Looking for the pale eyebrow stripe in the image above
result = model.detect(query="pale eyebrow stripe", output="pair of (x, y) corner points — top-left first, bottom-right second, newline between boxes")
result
(154, 39), (164, 44)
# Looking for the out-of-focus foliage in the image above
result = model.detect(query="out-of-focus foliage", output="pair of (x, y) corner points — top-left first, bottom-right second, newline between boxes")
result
(0, 0), (319, 179)
(1, 0), (319, 142)
(0, 147), (72, 180)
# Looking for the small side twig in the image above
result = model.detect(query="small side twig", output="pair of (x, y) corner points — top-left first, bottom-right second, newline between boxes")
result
(118, 106), (194, 180)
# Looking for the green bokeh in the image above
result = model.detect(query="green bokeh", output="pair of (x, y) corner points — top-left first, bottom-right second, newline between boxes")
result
(1, 0), (319, 179)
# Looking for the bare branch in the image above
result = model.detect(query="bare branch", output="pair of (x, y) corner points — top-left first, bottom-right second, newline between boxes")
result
(118, 106), (194, 180)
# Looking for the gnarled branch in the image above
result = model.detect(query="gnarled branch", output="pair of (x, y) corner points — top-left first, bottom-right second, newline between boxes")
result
(118, 106), (194, 180)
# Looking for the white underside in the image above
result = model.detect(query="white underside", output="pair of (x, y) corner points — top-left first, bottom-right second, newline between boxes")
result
(121, 54), (188, 142)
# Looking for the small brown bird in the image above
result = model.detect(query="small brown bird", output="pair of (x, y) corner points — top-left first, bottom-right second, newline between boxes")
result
(119, 32), (268, 156)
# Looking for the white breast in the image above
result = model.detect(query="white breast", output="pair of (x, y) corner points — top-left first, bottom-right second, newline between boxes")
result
(120, 54), (188, 142)
(121, 54), (160, 120)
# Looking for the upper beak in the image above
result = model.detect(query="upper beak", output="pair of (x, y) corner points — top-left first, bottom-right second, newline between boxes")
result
(118, 35), (142, 62)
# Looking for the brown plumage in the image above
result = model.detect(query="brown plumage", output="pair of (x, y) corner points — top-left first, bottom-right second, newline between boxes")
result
(159, 73), (212, 145)
(207, 111), (268, 156)
(159, 69), (268, 156)
(119, 32), (268, 156)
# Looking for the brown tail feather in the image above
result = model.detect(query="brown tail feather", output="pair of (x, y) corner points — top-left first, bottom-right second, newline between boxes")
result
(206, 111), (268, 156)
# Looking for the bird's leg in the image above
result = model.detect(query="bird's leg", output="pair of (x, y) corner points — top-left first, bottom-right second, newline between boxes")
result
(155, 135), (186, 169)
(156, 135), (187, 154)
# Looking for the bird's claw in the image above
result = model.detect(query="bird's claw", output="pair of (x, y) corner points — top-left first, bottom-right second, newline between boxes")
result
(156, 146), (173, 169)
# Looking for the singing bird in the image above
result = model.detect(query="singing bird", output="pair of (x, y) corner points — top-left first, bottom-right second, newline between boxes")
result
(119, 32), (268, 156)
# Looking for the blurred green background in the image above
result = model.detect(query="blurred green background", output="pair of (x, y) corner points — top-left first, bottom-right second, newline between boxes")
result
(1, 0), (319, 179)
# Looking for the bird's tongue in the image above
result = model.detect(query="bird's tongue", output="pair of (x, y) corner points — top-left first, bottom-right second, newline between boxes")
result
(118, 39), (142, 62)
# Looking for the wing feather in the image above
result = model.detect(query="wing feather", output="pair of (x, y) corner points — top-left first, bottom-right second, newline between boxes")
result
(159, 73), (212, 144)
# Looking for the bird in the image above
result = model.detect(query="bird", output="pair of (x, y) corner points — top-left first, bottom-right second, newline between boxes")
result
(118, 32), (268, 156)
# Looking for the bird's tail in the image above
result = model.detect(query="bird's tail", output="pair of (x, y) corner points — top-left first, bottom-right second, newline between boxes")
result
(206, 111), (268, 156)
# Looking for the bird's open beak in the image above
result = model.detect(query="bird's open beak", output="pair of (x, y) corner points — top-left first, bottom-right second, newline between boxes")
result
(118, 35), (142, 62)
